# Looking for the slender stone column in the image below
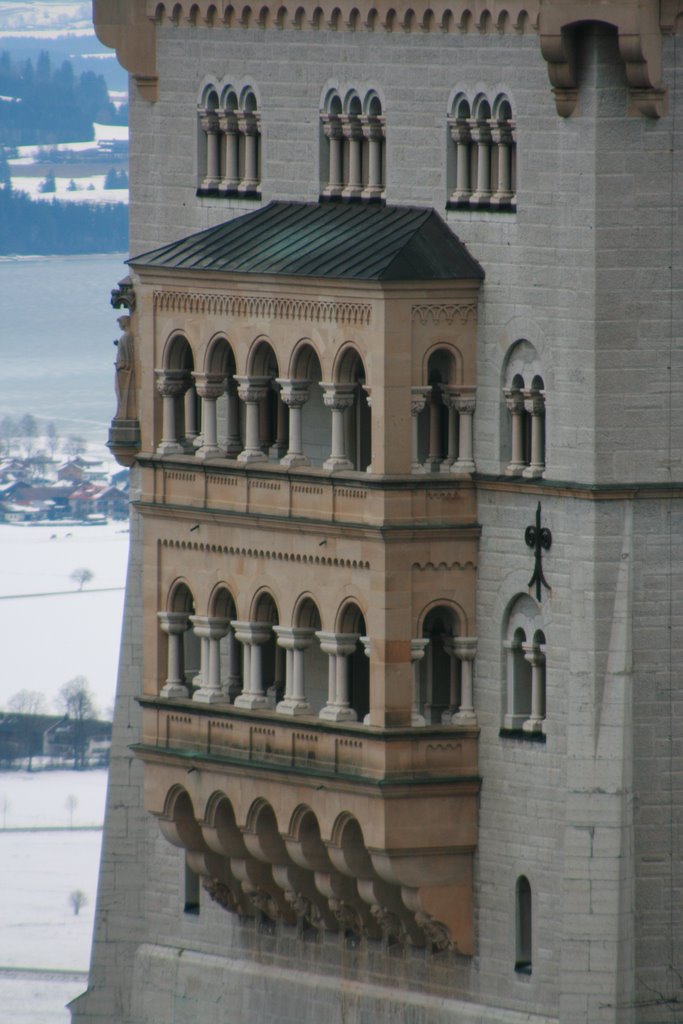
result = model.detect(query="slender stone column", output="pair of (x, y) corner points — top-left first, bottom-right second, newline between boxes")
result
(522, 389), (545, 478)
(341, 115), (363, 197)
(361, 115), (384, 197)
(316, 632), (359, 722)
(269, 385), (288, 460)
(232, 622), (272, 709)
(155, 370), (190, 455)
(448, 117), (472, 204)
(452, 637), (477, 724)
(504, 388), (526, 475)
(193, 372), (227, 460)
(218, 110), (240, 192)
(452, 390), (476, 475)
(322, 114), (344, 196)
(273, 626), (315, 715)
(238, 113), (259, 192)
(224, 626), (242, 701)
(410, 639), (429, 727)
(321, 383), (356, 470)
(200, 110), (221, 190)
(191, 616), (231, 703)
(183, 386), (199, 451)
(491, 120), (515, 206)
(235, 376), (270, 463)
(470, 118), (492, 204)
(440, 638), (460, 723)
(439, 386), (459, 471)
(503, 638), (526, 730)
(410, 387), (430, 473)
(522, 641), (546, 733)
(277, 379), (311, 467)
(158, 611), (191, 698)
(223, 378), (243, 457)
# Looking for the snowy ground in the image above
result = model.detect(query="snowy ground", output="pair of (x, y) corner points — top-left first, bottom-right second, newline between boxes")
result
(0, 2), (93, 38)
(0, 522), (128, 716)
(0, 768), (108, 1023)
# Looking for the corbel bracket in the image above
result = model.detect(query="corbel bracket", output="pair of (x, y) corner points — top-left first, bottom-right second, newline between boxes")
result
(538, 0), (666, 118)
(93, 0), (158, 102)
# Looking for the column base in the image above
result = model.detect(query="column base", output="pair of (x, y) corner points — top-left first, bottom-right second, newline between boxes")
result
(522, 465), (544, 479)
(280, 452), (310, 468)
(504, 462), (526, 477)
(323, 456), (353, 472)
(319, 704), (357, 723)
(276, 698), (312, 717)
(225, 441), (243, 458)
(503, 713), (527, 730)
(195, 445), (225, 461)
(237, 450), (268, 464)
(411, 712), (426, 727)
(233, 692), (270, 710)
(160, 682), (190, 699)
(269, 442), (288, 460)
(451, 461), (475, 476)
(439, 459), (456, 473)
(422, 459), (442, 474)
(193, 688), (227, 704)
(522, 717), (545, 734)
(451, 709), (477, 725)
(156, 442), (185, 457)
(440, 708), (457, 724)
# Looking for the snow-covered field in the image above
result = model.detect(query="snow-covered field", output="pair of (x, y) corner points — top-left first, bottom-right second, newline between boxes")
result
(0, 2), (93, 38)
(0, 522), (128, 716)
(0, 768), (108, 1023)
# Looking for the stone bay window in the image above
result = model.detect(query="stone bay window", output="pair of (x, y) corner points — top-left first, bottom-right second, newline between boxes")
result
(113, 200), (484, 955)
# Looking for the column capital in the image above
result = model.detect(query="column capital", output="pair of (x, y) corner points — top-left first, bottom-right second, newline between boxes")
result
(315, 630), (358, 658)
(453, 637), (478, 661)
(320, 382), (356, 411)
(470, 119), (492, 144)
(217, 110), (239, 134)
(232, 621), (273, 646)
(360, 114), (385, 140)
(273, 625), (316, 650)
(236, 110), (260, 135)
(189, 615), (231, 641)
(522, 641), (546, 667)
(410, 638), (430, 661)
(276, 378), (311, 408)
(234, 375), (270, 404)
(158, 610), (190, 635)
(523, 389), (546, 416)
(447, 116), (471, 144)
(155, 368), (191, 399)
(503, 387), (525, 414)
(199, 110), (219, 133)
(453, 387), (477, 416)
(321, 112), (343, 140)
(491, 121), (515, 145)
(192, 372), (227, 401)
(340, 113), (363, 141)
(410, 386), (431, 416)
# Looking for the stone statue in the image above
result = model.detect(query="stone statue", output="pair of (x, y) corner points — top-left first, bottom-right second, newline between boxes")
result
(113, 314), (136, 421)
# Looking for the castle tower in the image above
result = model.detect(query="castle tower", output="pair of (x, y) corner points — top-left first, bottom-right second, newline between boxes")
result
(72, 3), (683, 1022)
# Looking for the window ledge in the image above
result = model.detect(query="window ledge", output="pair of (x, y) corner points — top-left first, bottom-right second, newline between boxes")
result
(499, 727), (546, 744)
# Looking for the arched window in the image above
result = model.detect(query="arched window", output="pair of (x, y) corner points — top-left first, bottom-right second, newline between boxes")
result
(321, 88), (385, 200)
(197, 83), (261, 198)
(502, 342), (546, 478)
(322, 349), (371, 472)
(503, 597), (546, 736)
(515, 876), (532, 973)
(155, 334), (197, 457)
(158, 582), (199, 699)
(447, 90), (516, 211)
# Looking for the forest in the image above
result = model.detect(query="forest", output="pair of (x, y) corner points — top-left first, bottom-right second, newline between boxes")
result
(0, 50), (127, 146)
(0, 184), (128, 255)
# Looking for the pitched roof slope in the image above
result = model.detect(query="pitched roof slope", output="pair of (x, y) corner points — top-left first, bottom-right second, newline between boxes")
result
(129, 201), (485, 281)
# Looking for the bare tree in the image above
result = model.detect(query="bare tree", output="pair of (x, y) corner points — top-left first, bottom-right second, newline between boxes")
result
(65, 435), (86, 457)
(0, 415), (16, 457)
(18, 413), (38, 457)
(57, 677), (98, 769)
(8, 690), (47, 715)
(45, 421), (59, 459)
(70, 567), (94, 591)
(69, 890), (88, 916)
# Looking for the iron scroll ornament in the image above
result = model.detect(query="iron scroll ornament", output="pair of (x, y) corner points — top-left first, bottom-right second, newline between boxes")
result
(525, 501), (552, 600)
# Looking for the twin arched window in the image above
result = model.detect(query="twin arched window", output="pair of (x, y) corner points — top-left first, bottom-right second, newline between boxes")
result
(502, 341), (546, 478)
(321, 89), (385, 200)
(503, 595), (546, 736)
(448, 92), (516, 211)
(197, 84), (261, 197)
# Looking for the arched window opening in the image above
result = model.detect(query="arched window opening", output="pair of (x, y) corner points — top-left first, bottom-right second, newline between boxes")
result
(419, 606), (458, 723)
(515, 876), (532, 973)
(503, 343), (546, 478)
(275, 597), (325, 716)
(233, 593), (280, 710)
(321, 88), (385, 201)
(503, 597), (546, 736)
(322, 350), (371, 473)
(447, 91), (516, 211)
(318, 603), (368, 723)
(420, 349), (456, 471)
(197, 83), (261, 198)
(278, 345), (329, 468)
(236, 342), (283, 464)
(159, 583), (198, 699)
(156, 335), (196, 457)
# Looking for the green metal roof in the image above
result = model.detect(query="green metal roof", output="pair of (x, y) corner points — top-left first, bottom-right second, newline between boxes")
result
(129, 201), (485, 282)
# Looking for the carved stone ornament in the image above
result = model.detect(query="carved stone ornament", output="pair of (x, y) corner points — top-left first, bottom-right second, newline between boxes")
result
(247, 888), (279, 920)
(202, 877), (241, 913)
(414, 911), (454, 952)
(370, 903), (408, 946)
(110, 275), (136, 311)
(329, 898), (363, 936)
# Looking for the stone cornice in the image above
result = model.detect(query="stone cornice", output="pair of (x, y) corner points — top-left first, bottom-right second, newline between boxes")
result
(152, 289), (372, 326)
(475, 474), (683, 500)
(96, 0), (675, 117)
